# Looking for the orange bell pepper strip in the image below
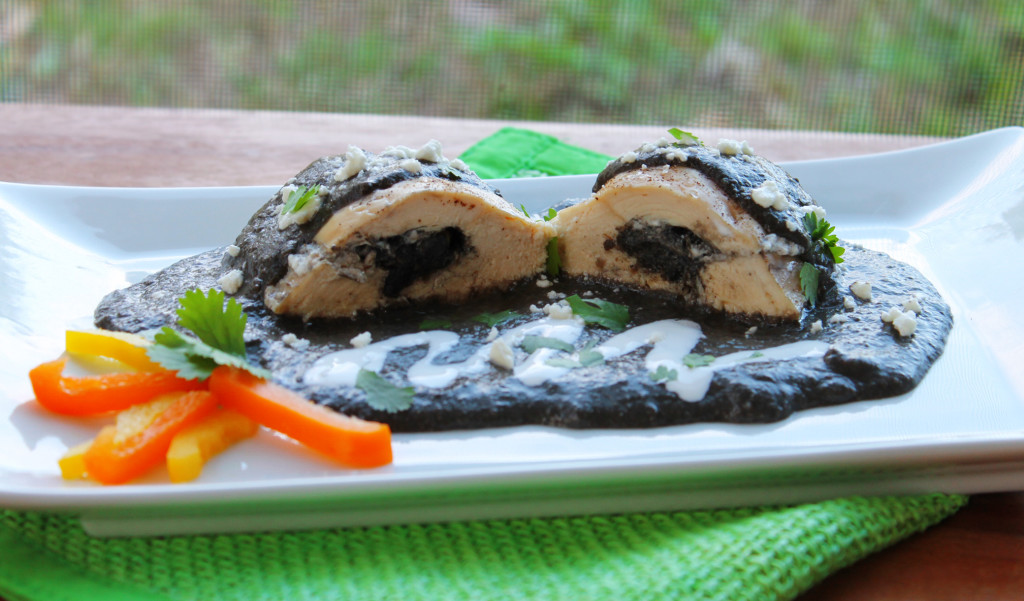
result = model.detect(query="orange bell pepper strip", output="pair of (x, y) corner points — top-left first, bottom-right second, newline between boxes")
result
(65, 330), (163, 372)
(208, 366), (392, 469)
(28, 357), (205, 416)
(166, 409), (258, 483)
(83, 390), (219, 485)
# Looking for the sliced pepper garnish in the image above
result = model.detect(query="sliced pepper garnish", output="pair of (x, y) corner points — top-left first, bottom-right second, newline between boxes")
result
(208, 366), (392, 469)
(83, 390), (219, 485)
(166, 409), (258, 483)
(65, 330), (163, 372)
(29, 357), (205, 416)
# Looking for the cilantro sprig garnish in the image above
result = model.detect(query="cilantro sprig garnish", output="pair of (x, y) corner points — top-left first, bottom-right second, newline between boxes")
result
(799, 212), (845, 306)
(546, 237), (561, 277)
(804, 212), (845, 264)
(799, 263), (821, 306)
(472, 310), (521, 328)
(565, 295), (630, 331)
(668, 127), (701, 146)
(683, 353), (715, 368)
(650, 365), (678, 383)
(544, 341), (604, 369)
(146, 288), (270, 381)
(520, 335), (575, 354)
(419, 318), (453, 330)
(355, 369), (415, 413)
(282, 185), (320, 215)
(543, 208), (557, 222)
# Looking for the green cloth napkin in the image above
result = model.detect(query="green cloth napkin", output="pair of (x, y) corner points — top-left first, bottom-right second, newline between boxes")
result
(0, 127), (967, 601)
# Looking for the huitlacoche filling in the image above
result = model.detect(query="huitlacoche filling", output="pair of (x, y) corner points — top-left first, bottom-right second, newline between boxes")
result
(341, 226), (470, 297)
(613, 219), (722, 286)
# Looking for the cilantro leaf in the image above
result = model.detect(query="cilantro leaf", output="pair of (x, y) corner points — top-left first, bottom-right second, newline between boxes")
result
(521, 335), (575, 354)
(803, 212), (845, 265)
(148, 327), (270, 381)
(282, 185), (320, 215)
(419, 318), (453, 330)
(565, 295), (630, 331)
(749, 351), (765, 359)
(355, 369), (415, 413)
(543, 208), (558, 222)
(472, 310), (521, 328)
(576, 342), (605, 367)
(650, 365), (678, 382)
(683, 353), (715, 368)
(668, 127), (700, 146)
(519, 204), (531, 218)
(799, 262), (820, 306)
(174, 288), (248, 357)
(542, 341), (604, 369)
(546, 237), (561, 277)
(146, 288), (269, 381)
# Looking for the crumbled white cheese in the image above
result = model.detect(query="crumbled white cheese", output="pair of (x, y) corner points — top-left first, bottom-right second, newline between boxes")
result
(400, 158), (423, 174)
(880, 306), (904, 323)
(485, 327), (499, 343)
(350, 331), (372, 348)
(799, 204), (827, 221)
(717, 138), (754, 156)
(381, 145), (415, 159)
(536, 277), (552, 289)
(751, 180), (789, 210)
(760, 233), (802, 255)
(281, 333), (310, 350)
(665, 148), (688, 161)
(893, 312), (917, 337)
(850, 281), (872, 301)
(654, 137), (672, 148)
(529, 304), (543, 313)
(621, 151), (638, 164)
(544, 302), (574, 320)
(786, 220), (799, 232)
(415, 139), (444, 163)
(843, 296), (856, 311)
(902, 295), (923, 314)
(225, 244), (241, 258)
(450, 158), (469, 171)
(217, 269), (244, 295)
(334, 146), (367, 181)
(828, 313), (849, 325)
(546, 290), (564, 300)
(287, 253), (313, 277)
(640, 142), (656, 153)
(809, 320), (823, 334)
(745, 326), (758, 337)
(489, 338), (515, 370)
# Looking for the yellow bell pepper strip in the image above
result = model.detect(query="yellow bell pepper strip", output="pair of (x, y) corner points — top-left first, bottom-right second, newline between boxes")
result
(83, 390), (219, 485)
(28, 357), (205, 416)
(208, 366), (393, 469)
(58, 440), (93, 480)
(166, 409), (258, 483)
(65, 330), (163, 372)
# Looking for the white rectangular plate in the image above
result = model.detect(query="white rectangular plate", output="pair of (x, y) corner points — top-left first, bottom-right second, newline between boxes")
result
(2, 128), (1024, 537)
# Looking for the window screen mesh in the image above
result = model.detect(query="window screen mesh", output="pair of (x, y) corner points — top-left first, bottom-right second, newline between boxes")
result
(2, 0), (1022, 136)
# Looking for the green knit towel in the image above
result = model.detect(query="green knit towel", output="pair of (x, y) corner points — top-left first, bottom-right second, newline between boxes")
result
(0, 128), (968, 601)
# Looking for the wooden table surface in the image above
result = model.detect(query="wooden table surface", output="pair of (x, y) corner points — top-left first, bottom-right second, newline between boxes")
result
(1, 103), (1022, 599)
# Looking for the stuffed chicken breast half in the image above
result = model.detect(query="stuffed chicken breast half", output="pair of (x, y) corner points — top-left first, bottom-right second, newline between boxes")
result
(552, 137), (836, 321)
(222, 141), (554, 319)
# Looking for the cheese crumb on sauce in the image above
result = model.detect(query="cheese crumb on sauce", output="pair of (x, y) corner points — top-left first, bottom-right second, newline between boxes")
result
(334, 146), (367, 182)
(850, 281), (872, 301)
(350, 331), (373, 348)
(218, 269), (244, 295)
(489, 338), (515, 370)
(751, 180), (789, 211)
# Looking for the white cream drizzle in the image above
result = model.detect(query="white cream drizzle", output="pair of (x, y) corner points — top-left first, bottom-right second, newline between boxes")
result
(301, 317), (830, 402)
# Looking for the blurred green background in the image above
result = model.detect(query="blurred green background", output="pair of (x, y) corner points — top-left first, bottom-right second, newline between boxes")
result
(2, 0), (1022, 136)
